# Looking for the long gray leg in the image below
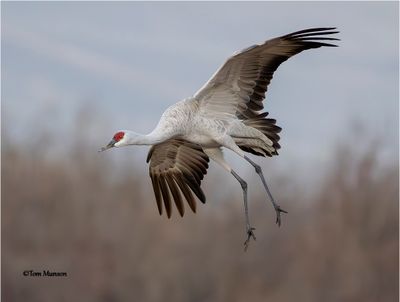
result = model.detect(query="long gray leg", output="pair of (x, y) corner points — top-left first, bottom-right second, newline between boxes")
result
(244, 155), (288, 226)
(211, 136), (288, 226)
(230, 170), (256, 251)
(203, 148), (256, 250)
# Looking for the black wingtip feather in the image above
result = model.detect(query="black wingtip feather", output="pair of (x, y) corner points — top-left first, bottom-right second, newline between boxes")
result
(284, 27), (338, 38)
(283, 27), (340, 48)
(290, 31), (339, 39)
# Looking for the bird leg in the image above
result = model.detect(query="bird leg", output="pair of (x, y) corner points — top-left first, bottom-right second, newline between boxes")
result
(244, 155), (288, 226)
(203, 147), (257, 250)
(231, 170), (256, 251)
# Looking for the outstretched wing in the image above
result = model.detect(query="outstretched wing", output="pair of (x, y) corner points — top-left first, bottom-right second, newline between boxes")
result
(194, 27), (339, 119)
(146, 139), (209, 218)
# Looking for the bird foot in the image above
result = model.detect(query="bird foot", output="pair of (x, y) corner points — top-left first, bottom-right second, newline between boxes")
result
(274, 205), (288, 227)
(244, 227), (256, 251)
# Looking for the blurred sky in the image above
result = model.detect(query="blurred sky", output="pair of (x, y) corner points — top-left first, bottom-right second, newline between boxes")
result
(1, 1), (398, 183)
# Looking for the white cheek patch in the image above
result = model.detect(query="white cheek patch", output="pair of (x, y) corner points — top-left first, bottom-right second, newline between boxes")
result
(114, 140), (123, 147)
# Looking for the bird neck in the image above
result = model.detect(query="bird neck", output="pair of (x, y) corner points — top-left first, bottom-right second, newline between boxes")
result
(125, 130), (168, 146)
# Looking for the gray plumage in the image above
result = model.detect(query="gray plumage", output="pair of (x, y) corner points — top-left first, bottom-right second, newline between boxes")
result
(101, 27), (339, 249)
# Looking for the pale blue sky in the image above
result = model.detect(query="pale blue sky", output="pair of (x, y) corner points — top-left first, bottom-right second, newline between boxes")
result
(2, 1), (398, 183)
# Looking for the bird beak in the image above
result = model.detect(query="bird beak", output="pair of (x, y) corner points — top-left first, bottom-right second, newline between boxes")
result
(98, 139), (116, 152)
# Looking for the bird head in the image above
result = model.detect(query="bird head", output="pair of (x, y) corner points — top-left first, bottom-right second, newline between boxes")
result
(99, 131), (126, 152)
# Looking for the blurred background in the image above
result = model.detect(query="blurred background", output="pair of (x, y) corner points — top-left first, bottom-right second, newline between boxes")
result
(2, 2), (398, 302)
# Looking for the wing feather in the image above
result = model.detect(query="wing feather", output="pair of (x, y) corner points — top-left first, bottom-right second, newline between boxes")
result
(165, 175), (184, 217)
(158, 175), (172, 218)
(150, 174), (163, 215)
(194, 27), (339, 119)
(147, 139), (209, 217)
(173, 173), (197, 213)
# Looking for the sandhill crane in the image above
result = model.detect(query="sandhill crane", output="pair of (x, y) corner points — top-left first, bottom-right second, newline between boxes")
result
(100, 27), (339, 249)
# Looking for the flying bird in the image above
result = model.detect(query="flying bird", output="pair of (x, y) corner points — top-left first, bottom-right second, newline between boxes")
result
(100, 27), (339, 249)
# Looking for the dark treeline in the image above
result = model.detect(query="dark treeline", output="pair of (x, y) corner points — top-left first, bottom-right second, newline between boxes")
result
(2, 128), (398, 302)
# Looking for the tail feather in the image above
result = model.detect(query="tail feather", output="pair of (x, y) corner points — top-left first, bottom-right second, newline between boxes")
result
(240, 112), (281, 157)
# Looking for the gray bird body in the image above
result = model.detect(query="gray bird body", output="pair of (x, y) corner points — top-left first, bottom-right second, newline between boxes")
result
(151, 98), (270, 150)
(101, 27), (339, 249)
